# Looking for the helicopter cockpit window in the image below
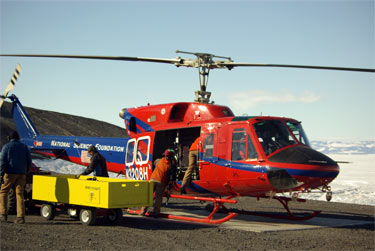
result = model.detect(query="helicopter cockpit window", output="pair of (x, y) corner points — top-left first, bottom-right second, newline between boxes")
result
(203, 134), (214, 158)
(232, 128), (247, 161)
(254, 120), (296, 156)
(286, 121), (311, 147)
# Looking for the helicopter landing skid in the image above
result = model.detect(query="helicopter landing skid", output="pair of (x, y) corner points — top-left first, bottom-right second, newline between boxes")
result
(127, 194), (238, 224)
(222, 195), (321, 221)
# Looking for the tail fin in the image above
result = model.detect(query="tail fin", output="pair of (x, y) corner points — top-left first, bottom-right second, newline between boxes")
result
(9, 94), (39, 139)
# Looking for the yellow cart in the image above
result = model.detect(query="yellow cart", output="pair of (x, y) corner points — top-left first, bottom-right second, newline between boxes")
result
(32, 174), (154, 225)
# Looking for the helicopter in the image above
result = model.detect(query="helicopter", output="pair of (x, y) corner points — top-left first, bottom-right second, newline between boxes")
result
(1, 51), (374, 223)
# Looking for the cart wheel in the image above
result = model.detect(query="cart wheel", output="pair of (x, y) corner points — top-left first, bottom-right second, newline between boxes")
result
(80, 208), (96, 225)
(40, 204), (55, 220)
(67, 208), (80, 219)
(105, 209), (123, 224)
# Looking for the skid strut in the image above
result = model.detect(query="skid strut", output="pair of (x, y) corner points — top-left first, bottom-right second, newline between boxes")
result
(128, 194), (238, 224)
(223, 195), (321, 221)
(128, 193), (320, 224)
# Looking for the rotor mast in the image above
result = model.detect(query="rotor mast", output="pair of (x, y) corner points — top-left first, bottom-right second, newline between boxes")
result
(175, 50), (232, 103)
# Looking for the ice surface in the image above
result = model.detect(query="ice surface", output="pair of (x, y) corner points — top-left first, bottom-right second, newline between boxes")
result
(300, 154), (375, 206)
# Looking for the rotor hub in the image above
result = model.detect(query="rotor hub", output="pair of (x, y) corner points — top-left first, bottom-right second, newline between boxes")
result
(175, 50), (232, 103)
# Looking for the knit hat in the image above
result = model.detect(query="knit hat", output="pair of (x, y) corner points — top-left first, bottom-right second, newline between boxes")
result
(10, 131), (20, 140)
(88, 145), (97, 153)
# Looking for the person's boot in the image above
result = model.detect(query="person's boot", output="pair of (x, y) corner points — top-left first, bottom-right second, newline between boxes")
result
(180, 186), (187, 194)
(14, 217), (25, 224)
(0, 214), (7, 223)
(139, 207), (148, 216)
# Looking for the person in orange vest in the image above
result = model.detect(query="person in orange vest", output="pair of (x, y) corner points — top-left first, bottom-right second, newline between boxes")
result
(140, 149), (175, 217)
(180, 136), (200, 194)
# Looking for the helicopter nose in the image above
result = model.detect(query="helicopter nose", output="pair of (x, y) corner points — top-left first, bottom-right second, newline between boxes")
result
(267, 145), (339, 189)
(268, 145), (337, 167)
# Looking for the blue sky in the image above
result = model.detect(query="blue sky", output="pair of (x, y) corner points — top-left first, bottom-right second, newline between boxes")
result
(1, 0), (374, 140)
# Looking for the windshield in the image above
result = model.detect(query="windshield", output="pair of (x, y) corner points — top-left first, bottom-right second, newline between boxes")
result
(286, 121), (311, 146)
(253, 120), (297, 156)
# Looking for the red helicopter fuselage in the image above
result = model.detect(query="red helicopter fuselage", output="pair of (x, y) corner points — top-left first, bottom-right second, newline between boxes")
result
(9, 93), (339, 198)
(119, 101), (339, 197)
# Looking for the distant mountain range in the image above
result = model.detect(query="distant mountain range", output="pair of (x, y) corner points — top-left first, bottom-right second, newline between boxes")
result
(311, 140), (375, 155)
(1, 101), (374, 155)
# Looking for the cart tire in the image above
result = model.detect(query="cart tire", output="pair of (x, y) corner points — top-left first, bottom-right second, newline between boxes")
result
(105, 209), (123, 224)
(40, 204), (55, 220)
(80, 208), (96, 225)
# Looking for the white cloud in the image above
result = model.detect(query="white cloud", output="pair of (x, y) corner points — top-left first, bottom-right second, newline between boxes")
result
(227, 89), (321, 111)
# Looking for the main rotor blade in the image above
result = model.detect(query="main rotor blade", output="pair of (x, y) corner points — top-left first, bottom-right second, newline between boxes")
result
(220, 62), (375, 73)
(0, 54), (182, 65)
(1, 54), (374, 72)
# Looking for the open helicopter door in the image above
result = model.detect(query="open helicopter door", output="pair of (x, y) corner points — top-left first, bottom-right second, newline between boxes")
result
(152, 127), (201, 182)
(198, 123), (227, 188)
(199, 126), (216, 175)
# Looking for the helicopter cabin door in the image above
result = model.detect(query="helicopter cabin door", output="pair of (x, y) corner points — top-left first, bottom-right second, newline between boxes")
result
(199, 124), (225, 183)
(227, 123), (259, 181)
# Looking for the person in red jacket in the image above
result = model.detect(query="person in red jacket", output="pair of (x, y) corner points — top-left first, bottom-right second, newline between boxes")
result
(180, 136), (200, 194)
(140, 149), (175, 217)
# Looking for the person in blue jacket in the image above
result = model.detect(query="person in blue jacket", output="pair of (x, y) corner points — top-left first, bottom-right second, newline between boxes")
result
(0, 131), (31, 224)
(76, 145), (109, 178)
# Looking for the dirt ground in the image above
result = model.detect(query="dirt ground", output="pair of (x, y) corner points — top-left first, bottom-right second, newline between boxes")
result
(1, 197), (374, 250)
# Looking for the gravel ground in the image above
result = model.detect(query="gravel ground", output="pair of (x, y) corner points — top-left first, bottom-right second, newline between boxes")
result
(1, 198), (374, 250)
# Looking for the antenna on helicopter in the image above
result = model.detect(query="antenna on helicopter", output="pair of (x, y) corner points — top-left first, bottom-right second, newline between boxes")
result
(175, 50), (233, 103)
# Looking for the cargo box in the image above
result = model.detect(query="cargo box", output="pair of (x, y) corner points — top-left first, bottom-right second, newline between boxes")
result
(32, 174), (154, 209)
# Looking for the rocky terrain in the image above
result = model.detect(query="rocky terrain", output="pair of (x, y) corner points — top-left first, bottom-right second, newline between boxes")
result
(1, 198), (374, 250)
(0, 100), (126, 149)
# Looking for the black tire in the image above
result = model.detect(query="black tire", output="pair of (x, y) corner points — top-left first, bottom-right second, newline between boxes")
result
(7, 187), (16, 215)
(326, 191), (333, 202)
(105, 209), (123, 224)
(40, 204), (55, 220)
(79, 208), (96, 225)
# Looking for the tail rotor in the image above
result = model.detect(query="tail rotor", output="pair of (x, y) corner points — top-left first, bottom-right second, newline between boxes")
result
(0, 64), (21, 108)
